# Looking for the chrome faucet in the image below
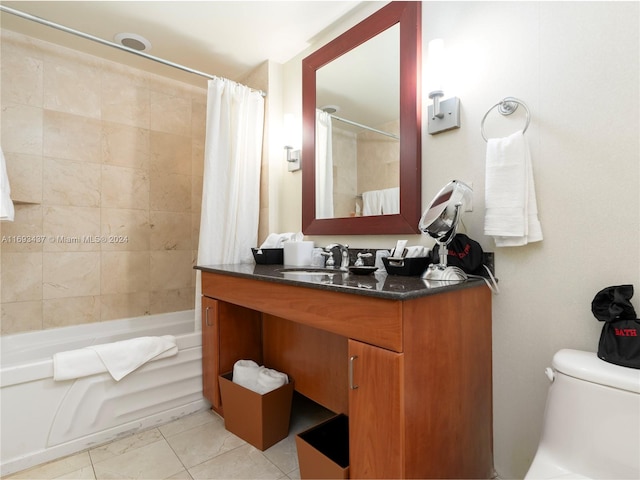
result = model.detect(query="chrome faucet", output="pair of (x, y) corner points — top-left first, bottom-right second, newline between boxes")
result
(324, 243), (350, 270)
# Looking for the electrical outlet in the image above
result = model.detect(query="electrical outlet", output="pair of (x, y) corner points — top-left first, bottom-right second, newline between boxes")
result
(465, 181), (473, 212)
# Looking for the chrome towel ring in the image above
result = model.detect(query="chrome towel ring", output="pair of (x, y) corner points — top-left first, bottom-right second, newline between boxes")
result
(481, 96), (531, 142)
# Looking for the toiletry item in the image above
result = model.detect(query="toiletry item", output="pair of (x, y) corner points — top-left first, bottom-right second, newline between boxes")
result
(283, 240), (315, 266)
(311, 248), (326, 267)
(375, 250), (391, 270)
(391, 239), (408, 258)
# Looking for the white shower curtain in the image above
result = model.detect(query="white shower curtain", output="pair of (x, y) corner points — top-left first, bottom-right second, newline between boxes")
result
(315, 109), (334, 219)
(194, 78), (265, 326)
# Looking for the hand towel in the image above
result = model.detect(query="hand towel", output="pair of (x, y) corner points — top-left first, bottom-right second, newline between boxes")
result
(362, 190), (382, 216)
(233, 359), (260, 390)
(380, 187), (400, 215)
(484, 130), (542, 246)
(256, 367), (289, 394)
(260, 232), (301, 248)
(53, 335), (178, 381)
(0, 147), (15, 222)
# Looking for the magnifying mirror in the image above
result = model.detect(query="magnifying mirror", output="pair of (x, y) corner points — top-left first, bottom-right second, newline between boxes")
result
(419, 180), (472, 281)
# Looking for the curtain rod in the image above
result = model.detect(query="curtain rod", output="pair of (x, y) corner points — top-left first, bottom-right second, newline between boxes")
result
(330, 114), (399, 140)
(0, 5), (266, 97)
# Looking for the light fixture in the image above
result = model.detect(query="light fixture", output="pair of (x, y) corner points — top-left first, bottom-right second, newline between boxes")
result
(114, 32), (152, 52)
(426, 39), (460, 135)
(284, 114), (301, 172)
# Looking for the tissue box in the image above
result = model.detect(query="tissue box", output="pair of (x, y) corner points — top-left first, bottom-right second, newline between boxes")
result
(382, 256), (430, 276)
(283, 241), (314, 266)
(218, 372), (294, 450)
(296, 414), (350, 479)
(251, 248), (284, 265)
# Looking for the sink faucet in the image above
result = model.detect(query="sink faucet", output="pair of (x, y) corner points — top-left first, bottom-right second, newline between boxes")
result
(324, 243), (350, 270)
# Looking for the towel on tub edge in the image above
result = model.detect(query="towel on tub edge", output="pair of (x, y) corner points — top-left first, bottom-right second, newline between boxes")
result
(53, 335), (178, 382)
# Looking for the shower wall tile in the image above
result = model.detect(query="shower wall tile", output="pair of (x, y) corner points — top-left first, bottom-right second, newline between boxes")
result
(101, 208), (150, 252)
(149, 288), (195, 315)
(43, 110), (102, 163)
(1, 30), (206, 333)
(43, 53), (101, 118)
(0, 204), (43, 253)
(0, 252), (43, 302)
(149, 250), (193, 291)
(101, 292), (150, 322)
(101, 70), (150, 129)
(1, 103), (43, 155)
(150, 212), (192, 251)
(43, 295), (100, 329)
(101, 251), (150, 295)
(43, 252), (101, 299)
(1, 301), (43, 334)
(101, 165), (150, 209)
(150, 131), (192, 175)
(149, 172), (191, 212)
(102, 122), (150, 170)
(0, 46), (43, 107)
(42, 206), (101, 252)
(150, 91), (192, 136)
(43, 158), (101, 207)
(3, 153), (43, 204)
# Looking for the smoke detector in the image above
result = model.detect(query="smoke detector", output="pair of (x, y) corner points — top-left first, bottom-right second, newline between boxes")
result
(114, 32), (152, 52)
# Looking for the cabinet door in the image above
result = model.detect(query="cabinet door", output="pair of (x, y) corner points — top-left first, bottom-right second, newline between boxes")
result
(201, 296), (221, 409)
(348, 339), (404, 479)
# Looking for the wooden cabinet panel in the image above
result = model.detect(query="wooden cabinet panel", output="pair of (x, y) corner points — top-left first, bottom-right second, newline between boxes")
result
(201, 296), (263, 415)
(348, 340), (404, 479)
(201, 296), (219, 408)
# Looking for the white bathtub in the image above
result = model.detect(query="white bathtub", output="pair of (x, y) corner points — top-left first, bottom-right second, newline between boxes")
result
(0, 310), (208, 477)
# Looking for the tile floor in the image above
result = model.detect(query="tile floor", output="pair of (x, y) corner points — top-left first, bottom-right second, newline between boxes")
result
(5, 394), (336, 480)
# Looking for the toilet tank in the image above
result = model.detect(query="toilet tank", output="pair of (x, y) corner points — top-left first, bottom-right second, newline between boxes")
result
(531, 349), (640, 479)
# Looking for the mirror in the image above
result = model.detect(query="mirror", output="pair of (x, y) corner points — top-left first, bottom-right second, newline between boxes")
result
(302, 1), (421, 235)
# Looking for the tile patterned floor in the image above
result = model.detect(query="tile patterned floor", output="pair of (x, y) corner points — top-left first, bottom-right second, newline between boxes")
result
(5, 395), (336, 480)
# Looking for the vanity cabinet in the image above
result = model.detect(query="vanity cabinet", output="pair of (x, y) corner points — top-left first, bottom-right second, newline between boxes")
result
(198, 267), (493, 479)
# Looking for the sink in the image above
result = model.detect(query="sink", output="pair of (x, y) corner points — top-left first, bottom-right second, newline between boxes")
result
(278, 267), (345, 276)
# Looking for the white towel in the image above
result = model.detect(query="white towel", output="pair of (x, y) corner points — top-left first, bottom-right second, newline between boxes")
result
(484, 130), (542, 247)
(362, 190), (382, 216)
(233, 359), (261, 390)
(0, 147), (15, 222)
(380, 187), (400, 215)
(256, 367), (289, 394)
(259, 232), (302, 248)
(53, 335), (178, 382)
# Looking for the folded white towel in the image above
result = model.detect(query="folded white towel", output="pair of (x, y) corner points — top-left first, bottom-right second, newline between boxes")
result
(484, 130), (542, 247)
(233, 359), (261, 390)
(53, 335), (178, 381)
(380, 187), (400, 215)
(256, 367), (289, 394)
(260, 232), (302, 248)
(404, 246), (429, 258)
(362, 190), (382, 216)
(0, 147), (15, 222)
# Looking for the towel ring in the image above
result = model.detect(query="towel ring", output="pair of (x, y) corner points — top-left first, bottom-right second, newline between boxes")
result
(480, 97), (531, 142)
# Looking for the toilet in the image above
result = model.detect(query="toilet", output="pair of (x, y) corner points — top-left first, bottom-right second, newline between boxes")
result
(525, 349), (640, 479)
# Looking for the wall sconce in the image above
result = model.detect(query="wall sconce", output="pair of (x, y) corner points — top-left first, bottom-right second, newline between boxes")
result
(284, 113), (301, 172)
(426, 38), (460, 135)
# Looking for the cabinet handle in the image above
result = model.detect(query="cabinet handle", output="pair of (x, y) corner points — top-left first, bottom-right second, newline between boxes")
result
(205, 306), (212, 327)
(349, 355), (359, 390)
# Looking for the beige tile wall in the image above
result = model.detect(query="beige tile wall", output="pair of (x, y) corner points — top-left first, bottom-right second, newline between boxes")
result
(0, 30), (206, 334)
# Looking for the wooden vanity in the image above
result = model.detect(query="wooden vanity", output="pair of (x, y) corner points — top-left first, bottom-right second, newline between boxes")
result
(197, 264), (493, 479)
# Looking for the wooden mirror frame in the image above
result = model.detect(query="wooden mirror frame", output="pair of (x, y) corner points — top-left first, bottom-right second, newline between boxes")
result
(302, 1), (421, 235)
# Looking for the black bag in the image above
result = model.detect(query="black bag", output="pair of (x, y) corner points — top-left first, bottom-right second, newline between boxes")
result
(430, 233), (485, 275)
(592, 285), (640, 369)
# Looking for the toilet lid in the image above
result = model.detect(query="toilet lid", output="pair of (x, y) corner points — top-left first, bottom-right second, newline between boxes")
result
(553, 349), (640, 394)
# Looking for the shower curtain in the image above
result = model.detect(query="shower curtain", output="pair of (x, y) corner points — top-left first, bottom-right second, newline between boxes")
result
(315, 109), (334, 219)
(195, 78), (265, 326)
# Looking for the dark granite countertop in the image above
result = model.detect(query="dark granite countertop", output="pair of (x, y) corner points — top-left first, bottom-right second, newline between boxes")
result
(196, 263), (486, 301)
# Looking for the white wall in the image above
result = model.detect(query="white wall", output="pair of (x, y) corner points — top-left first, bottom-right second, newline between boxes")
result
(281, 2), (639, 478)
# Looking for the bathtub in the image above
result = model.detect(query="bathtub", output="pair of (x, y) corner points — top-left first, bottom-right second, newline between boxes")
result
(0, 310), (208, 477)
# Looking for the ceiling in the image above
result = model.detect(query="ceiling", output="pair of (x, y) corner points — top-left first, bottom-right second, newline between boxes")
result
(0, 1), (368, 88)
